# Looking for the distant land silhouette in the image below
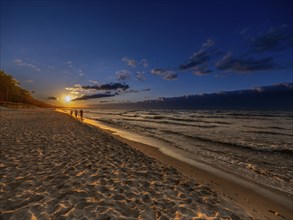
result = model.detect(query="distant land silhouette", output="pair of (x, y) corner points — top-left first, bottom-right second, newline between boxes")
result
(93, 83), (293, 111)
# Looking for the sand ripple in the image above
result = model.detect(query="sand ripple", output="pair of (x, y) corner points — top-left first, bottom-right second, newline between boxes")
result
(0, 109), (249, 219)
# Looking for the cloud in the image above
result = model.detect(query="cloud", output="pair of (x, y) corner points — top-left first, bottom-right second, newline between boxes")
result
(175, 29), (291, 77)
(116, 70), (131, 81)
(65, 84), (86, 95)
(72, 93), (116, 101)
(216, 53), (276, 73)
(250, 25), (293, 53)
(151, 69), (177, 80)
(202, 38), (215, 48)
(121, 89), (139, 94)
(192, 66), (213, 76)
(120, 88), (151, 94)
(253, 82), (293, 93)
(179, 38), (216, 72)
(122, 57), (136, 67)
(193, 70), (212, 76)
(66, 60), (73, 68)
(136, 71), (146, 81)
(122, 57), (149, 68)
(142, 82), (293, 110)
(151, 69), (165, 75)
(140, 59), (149, 67)
(82, 82), (129, 91)
(163, 72), (178, 80)
(48, 96), (59, 100)
(78, 70), (85, 76)
(89, 80), (100, 84)
(179, 49), (210, 71)
(66, 82), (130, 100)
(14, 59), (41, 72)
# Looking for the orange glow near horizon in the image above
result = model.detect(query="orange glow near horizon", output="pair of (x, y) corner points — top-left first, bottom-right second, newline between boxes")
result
(58, 96), (87, 108)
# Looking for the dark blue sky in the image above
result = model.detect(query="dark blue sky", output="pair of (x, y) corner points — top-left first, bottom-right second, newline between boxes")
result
(1, 0), (292, 106)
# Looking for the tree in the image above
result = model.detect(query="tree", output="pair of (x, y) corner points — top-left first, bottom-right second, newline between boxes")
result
(0, 70), (53, 107)
(0, 70), (14, 102)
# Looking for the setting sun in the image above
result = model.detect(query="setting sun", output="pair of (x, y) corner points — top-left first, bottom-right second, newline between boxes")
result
(64, 96), (72, 102)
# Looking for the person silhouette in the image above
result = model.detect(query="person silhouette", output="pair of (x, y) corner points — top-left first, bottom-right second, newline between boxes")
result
(74, 109), (78, 118)
(79, 109), (83, 119)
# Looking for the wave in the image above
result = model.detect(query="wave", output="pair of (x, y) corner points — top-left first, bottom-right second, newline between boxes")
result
(159, 129), (293, 155)
(87, 110), (292, 155)
(119, 114), (231, 125)
(121, 118), (220, 128)
(226, 112), (291, 117)
(268, 126), (291, 130)
(243, 125), (291, 131)
(244, 130), (293, 137)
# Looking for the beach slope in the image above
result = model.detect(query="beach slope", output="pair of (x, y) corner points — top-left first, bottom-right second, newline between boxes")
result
(0, 109), (279, 219)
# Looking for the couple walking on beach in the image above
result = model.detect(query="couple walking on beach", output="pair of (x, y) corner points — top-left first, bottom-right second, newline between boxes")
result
(70, 109), (83, 119)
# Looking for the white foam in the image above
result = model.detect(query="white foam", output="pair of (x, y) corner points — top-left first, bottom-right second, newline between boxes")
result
(82, 117), (292, 209)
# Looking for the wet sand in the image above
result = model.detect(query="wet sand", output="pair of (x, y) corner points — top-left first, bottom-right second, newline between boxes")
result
(0, 108), (292, 219)
(115, 138), (293, 220)
(81, 111), (293, 220)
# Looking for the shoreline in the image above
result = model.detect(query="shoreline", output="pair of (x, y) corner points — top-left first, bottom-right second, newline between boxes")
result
(115, 136), (293, 219)
(78, 113), (293, 219)
(1, 108), (292, 219)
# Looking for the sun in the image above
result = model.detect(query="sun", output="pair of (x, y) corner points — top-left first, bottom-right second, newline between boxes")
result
(64, 96), (72, 102)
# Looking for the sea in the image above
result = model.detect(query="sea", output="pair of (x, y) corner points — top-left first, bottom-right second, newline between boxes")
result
(82, 109), (293, 196)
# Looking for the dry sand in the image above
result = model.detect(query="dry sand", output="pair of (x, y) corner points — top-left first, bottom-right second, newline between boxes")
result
(115, 138), (293, 220)
(0, 108), (291, 219)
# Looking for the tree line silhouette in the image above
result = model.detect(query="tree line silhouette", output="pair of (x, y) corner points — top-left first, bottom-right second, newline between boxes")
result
(0, 70), (53, 108)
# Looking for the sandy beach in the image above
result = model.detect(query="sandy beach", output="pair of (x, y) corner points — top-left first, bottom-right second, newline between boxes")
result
(0, 108), (292, 219)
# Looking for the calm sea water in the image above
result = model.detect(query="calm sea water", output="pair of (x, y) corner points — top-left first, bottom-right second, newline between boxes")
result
(84, 109), (293, 196)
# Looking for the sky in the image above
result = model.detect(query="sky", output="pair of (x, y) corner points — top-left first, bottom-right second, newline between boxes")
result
(1, 0), (292, 107)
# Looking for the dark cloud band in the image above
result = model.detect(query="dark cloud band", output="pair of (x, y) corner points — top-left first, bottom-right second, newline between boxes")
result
(72, 93), (115, 101)
(250, 25), (293, 53)
(151, 69), (177, 80)
(82, 83), (129, 91)
(48, 96), (58, 100)
(216, 54), (276, 72)
(179, 50), (210, 71)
